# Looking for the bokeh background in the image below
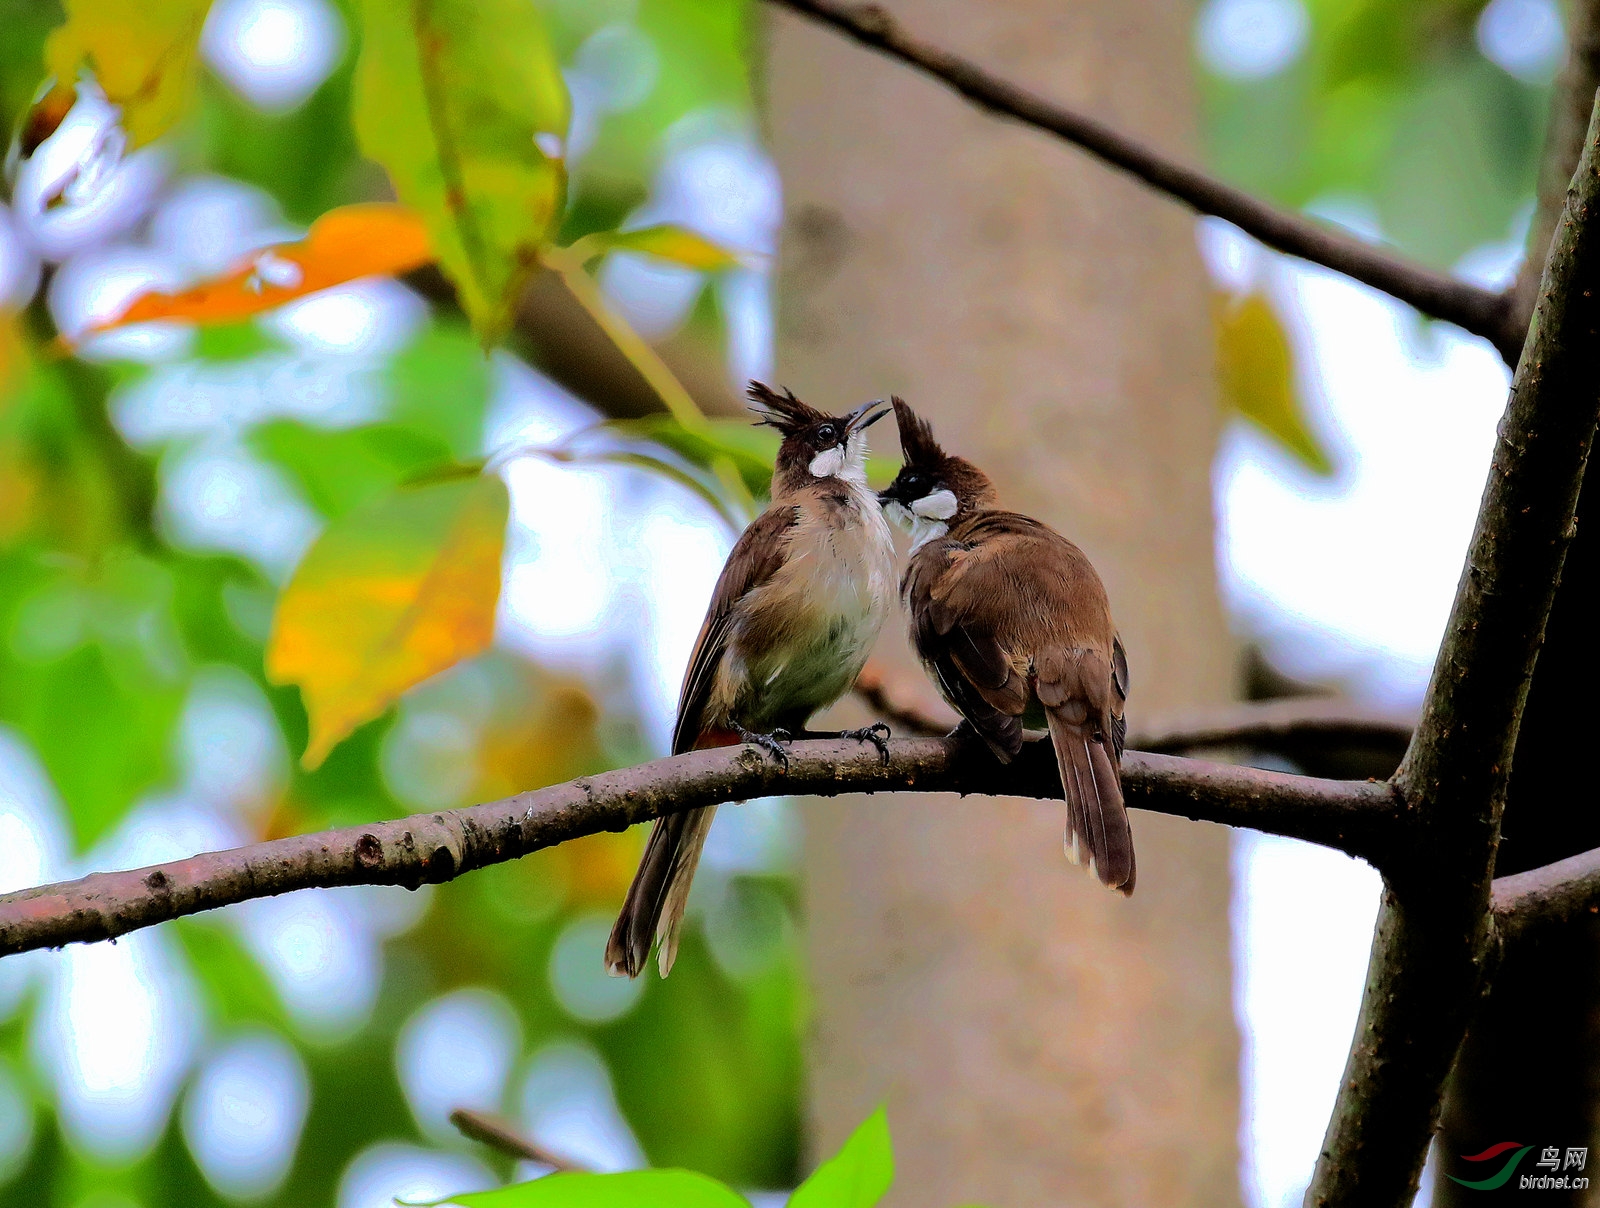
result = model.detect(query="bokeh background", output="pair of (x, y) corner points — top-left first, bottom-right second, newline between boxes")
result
(0, 0), (1565, 1204)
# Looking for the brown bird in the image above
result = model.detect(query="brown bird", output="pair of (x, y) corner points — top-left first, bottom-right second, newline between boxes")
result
(878, 399), (1134, 893)
(606, 382), (897, 977)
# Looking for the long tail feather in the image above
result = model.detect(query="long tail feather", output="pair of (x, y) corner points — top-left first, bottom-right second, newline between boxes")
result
(1045, 708), (1135, 895)
(605, 804), (718, 977)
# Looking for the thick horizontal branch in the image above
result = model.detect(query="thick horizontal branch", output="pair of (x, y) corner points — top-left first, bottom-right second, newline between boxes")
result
(766, 0), (1519, 361)
(0, 737), (1395, 959)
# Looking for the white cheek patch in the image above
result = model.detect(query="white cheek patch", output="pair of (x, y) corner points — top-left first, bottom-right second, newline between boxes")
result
(809, 445), (846, 478)
(884, 500), (913, 530)
(911, 489), (958, 521)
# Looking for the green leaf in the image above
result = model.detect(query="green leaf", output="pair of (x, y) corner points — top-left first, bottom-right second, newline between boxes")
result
(566, 225), (743, 271)
(790, 1108), (894, 1208)
(387, 323), (495, 462)
(1214, 292), (1334, 476)
(265, 474), (509, 769)
(44, 0), (212, 147)
(422, 1170), (751, 1208)
(250, 420), (457, 522)
(353, 0), (569, 343)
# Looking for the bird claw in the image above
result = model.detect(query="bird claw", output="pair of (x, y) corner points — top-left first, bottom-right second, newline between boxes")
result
(734, 722), (791, 769)
(839, 722), (892, 765)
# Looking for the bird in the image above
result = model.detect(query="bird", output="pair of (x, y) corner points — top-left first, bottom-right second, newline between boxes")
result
(877, 398), (1134, 893)
(606, 382), (898, 977)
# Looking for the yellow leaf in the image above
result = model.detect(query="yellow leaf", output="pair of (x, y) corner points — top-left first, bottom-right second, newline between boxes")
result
(267, 474), (510, 769)
(564, 225), (744, 272)
(44, 0), (211, 147)
(353, 0), (569, 343)
(80, 204), (433, 337)
(1214, 291), (1334, 476)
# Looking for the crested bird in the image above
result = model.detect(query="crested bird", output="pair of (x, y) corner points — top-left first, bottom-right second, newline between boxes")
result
(878, 399), (1134, 893)
(606, 382), (897, 977)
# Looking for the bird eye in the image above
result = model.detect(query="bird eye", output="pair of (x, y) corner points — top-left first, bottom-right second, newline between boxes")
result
(816, 424), (837, 444)
(904, 473), (923, 490)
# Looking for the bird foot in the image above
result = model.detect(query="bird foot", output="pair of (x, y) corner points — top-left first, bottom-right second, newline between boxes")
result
(833, 722), (893, 765)
(734, 722), (791, 770)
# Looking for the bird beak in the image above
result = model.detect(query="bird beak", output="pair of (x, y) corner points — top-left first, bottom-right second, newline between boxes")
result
(846, 400), (891, 433)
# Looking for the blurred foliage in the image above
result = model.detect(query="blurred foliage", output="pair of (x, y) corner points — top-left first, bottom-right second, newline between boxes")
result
(433, 1108), (897, 1208)
(45, 0), (211, 146)
(353, 0), (568, 341)
(1200, 0), (1546, 268)
(266, 473), (509, 769)
(1213, 292), (1333, 476)
(0, 0), (798, 1203)
(1199, 0), (1552, 468)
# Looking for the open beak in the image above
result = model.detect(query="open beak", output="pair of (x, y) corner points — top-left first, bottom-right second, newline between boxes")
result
(846, 399), (891, 433)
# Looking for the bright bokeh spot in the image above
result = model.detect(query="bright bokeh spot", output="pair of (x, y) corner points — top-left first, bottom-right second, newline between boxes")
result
(1196, 0), (1310, 79)
(182, 1030), (311, 1199)
(1476, 0), (1565, 83)
(549, 913), (644, 1023)
(396, 988), (522, 1140)
(337, 1143), (494, 1208)
(520, 1041), (646, 1173)
(203, 0), (346, 112)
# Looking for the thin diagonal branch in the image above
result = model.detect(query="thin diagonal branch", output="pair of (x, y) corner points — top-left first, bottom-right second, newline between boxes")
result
(765, 0), (1519, 361)
(450, 1109), (588, 1172)
(1306, 99), (1600, 1208)
(0, 737), (1396, 960)
(1509, 18), (1600, 335)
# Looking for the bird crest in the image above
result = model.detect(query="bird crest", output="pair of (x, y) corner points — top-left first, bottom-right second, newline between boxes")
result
(892, 396), (946, 467)
(747, 381), (827, 435)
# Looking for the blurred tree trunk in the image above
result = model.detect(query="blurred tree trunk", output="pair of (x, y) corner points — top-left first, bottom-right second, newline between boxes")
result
(763, 3), (1241, 1204)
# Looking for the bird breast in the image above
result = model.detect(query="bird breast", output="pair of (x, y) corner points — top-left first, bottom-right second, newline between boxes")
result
(728, 480), (895, 719)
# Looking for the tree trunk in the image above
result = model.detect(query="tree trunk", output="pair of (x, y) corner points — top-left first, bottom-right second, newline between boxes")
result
(764, 2), (1241, 1203)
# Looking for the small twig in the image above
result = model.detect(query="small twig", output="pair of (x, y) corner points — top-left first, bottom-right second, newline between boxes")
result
(449, 1108), (588, 1172)
(765, 0), (1520, 362)
(854, 666), (1414, 759)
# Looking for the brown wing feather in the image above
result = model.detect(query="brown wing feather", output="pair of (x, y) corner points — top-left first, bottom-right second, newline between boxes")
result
(903, 510), (1134, 892)
(671, 503), (797, 755)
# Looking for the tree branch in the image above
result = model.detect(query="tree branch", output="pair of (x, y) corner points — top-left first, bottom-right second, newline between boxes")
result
(1508, 19), (1600, 337)
(1492, 847), (1600, 945)
(764, 0), (1519, 362)
(449, 1109), (587, 1172)
(1306, 98), (1600, 1208)
(0, 737), (1395, 960)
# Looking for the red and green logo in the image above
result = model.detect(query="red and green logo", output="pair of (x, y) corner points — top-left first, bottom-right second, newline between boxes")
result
(1448, 1142), (1535, 1190)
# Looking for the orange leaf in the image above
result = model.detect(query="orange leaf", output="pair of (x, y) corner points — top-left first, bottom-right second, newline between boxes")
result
(266, 473), (509, 770)
(85, 204), (433, 337)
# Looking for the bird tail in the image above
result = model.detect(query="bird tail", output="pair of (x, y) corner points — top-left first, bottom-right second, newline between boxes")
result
(1045, 707), (1135, 895)
(605, 804), (718, 978)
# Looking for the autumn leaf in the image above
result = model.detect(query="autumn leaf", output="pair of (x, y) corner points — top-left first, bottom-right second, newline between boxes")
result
(1214, 291), (1334, 476)
(266, 473), (510, 770)
(353, 0), (569, 343)
(82, 204), (432, 337)
(44, 0), (211, 147)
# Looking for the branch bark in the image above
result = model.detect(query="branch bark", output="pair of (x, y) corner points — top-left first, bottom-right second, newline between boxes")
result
(1508, 17), (1600, 338)
(1305, 98), (1600, 1208)
(0, 738), (1395, 960)
(764, 0), (1519, 361)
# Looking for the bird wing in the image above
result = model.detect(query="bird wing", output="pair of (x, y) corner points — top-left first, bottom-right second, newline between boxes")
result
(671, 503), (798, 755)
(905, 511), (1133, 892)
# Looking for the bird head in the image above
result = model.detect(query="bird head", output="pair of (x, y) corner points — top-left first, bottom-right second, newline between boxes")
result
(748, 381), (890, 488)
(878, 398), (996, 545)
